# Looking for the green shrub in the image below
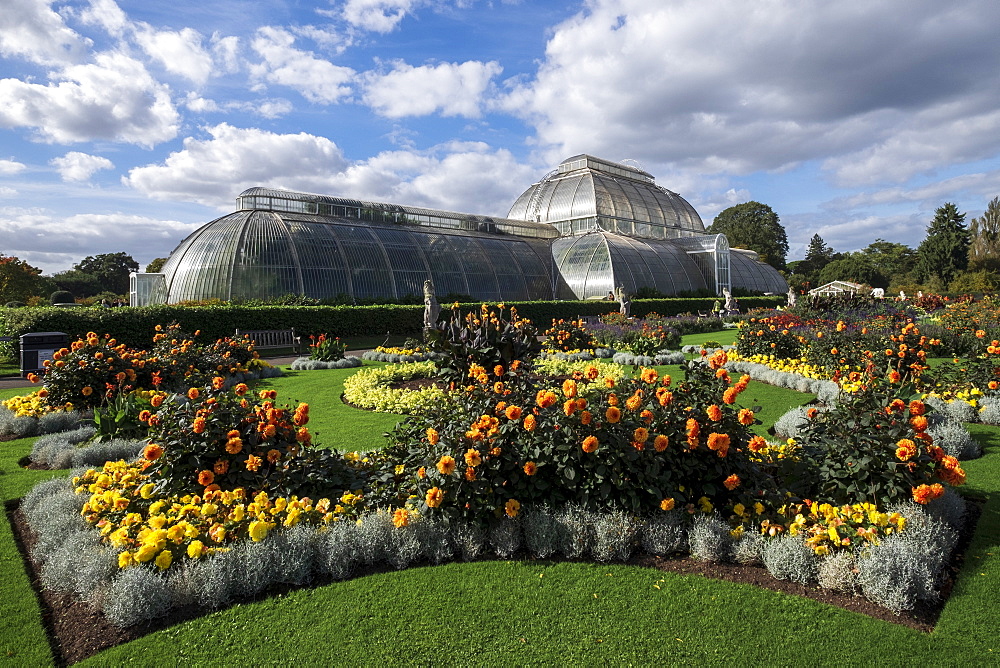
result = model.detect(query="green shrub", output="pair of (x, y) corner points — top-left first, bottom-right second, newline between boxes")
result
(50, 290), (74, 305)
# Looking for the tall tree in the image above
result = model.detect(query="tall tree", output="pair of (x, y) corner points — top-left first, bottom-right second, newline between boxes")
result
(707, 201), (789, 271)
(0, 254), (46, 303)
(817, 252), (885, 288)
(969, 196), (1000, 272)
(798, 233), (835, 276)
(145, 257), (168, 273)
(860, 239), (918, 281)
(74, 252), (139, 295)
(916, 203), (970, 285)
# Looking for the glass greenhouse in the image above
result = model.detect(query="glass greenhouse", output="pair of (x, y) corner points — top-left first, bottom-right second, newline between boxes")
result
(154, 155), (786, 304)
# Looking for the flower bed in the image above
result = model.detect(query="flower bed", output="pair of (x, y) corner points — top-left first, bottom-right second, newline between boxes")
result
(11, 308), (982, 633)
(342, 362), (448, 414)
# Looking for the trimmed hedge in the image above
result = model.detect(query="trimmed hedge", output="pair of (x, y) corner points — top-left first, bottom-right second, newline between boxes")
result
(0, 297), (782, 354)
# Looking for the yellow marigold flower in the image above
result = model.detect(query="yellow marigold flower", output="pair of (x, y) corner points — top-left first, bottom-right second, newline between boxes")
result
(135, 543), (158, 562)
(139, 482), (156, 499)
(187, 387), (200, 400)
(505, 405), (522, 420)
(605, 406), (621, 423)
(523, 461), (537, 475)
(425, 486), (445, 508)
(723, 474), (741, 490)
(245, 454), (263, 472)
(738, 408), (755, 425)
(187, 540), (205, 559)
(633, 427), (649, 443)
(118, 551), (134, 569)
(505, 498), (521, 518)
(247, 520), (270, 542)
(660, 498), (675, 511)
(706, 404), (722, 421)
(562, 379), (578, 399)
(625, 394), (642, 412)
(653, 434), (669, 452)
(464, 449), (482, 467)
(582, 435), (599, 453)
(393, 508), (410, 528)
(523, 414), (537, 431)
(430, 455), (455, 476)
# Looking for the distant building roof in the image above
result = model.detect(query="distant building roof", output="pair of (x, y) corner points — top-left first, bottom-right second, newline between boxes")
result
(808, 280), (865, 296)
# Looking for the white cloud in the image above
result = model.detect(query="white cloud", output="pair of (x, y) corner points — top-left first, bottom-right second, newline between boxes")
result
(0, 159), (27, 175)
(0, 51), (179, 146)
(123, 123), (352, 207)
(250, 26), (354, 104)
(506, 0), (1000, 184)
(50, 151), (114, 182)
(123, 126), (538, 217)
(364, 60), (502, 118)
(0, 0), (91, 66)
(0, 210), (199, 274)
(342, 0), (415, 33)
(211, 34), (241, 73)
(0, 187), (17, 197)
(135, 25), (215, 85)
(77, 0), (129, 37)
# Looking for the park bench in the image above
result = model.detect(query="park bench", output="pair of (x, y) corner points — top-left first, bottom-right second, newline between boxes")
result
(234, 328), (302, 354)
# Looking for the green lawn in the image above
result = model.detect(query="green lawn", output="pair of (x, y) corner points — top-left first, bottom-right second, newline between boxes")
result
(1, 336), (998, 665)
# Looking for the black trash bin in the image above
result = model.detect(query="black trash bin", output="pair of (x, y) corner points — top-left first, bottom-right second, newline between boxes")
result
(20, 332), (69, 378)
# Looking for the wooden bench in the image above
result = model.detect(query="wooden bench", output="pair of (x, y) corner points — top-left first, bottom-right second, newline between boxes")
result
(234, 328), (302, 354)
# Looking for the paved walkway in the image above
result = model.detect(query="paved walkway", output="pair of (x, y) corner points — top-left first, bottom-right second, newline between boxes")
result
(0, 349), (372, 393)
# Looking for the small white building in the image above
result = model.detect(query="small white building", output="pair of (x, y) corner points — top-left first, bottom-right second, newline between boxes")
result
(807, 280), (865, 296)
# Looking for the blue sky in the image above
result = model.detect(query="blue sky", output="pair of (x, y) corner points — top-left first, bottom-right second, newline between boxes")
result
(3, 0), (1000, 275)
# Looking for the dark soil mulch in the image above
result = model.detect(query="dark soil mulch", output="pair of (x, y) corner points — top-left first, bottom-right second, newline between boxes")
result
(6, 496), (981, 666)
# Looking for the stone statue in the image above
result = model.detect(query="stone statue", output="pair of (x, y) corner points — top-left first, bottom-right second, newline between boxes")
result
(787, 286), (797, 308)
(423, 279), (440, 330)
(723, 287), (734, 312)
(616, 285), (631, 317)
(871, 287), (885, 299)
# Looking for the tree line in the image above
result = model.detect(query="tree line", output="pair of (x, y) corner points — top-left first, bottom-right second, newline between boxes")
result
(0, 253), (167, 306)
(708, 197), (1000, 295)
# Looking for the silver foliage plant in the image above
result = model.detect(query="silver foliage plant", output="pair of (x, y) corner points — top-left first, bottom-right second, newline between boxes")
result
(926, 414), (982, 460)
(761, 533), (819, 586)
(640, 510), (686, 556)
(724, 360), (840, 406)
(29, 428), (145, 469)
(22, 472), (970, 626)
(291, 356), (363, 370)
(687, 514), (731, 563)
(0, 405), (86, 438)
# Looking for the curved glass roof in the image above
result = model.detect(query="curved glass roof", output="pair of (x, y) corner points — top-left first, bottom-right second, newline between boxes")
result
(239, 187), (558, 239)
(551, 231), (708, 300)
(160, 208), (554, 303)
(508, 155), (704, 240)
(729, 249), (788, 294)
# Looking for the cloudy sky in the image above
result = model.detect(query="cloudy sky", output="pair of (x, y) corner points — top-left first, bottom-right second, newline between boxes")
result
(3, 0), (1000, 275)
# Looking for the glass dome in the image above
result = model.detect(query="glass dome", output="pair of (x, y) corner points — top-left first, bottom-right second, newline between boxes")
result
(508, 155), (705, 240)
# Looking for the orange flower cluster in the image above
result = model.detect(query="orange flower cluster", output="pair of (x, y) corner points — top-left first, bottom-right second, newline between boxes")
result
(912, 483), (945, 504)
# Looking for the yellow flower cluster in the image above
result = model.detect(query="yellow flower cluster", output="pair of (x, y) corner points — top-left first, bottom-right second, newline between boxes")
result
(374, 345), (428, 356)
(533, 358), (628, 381)
(74, 461), (338, 570)
(1, 391), (73, 417)
(728, 351), (830, 380)
(766, 500), (906, 555)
